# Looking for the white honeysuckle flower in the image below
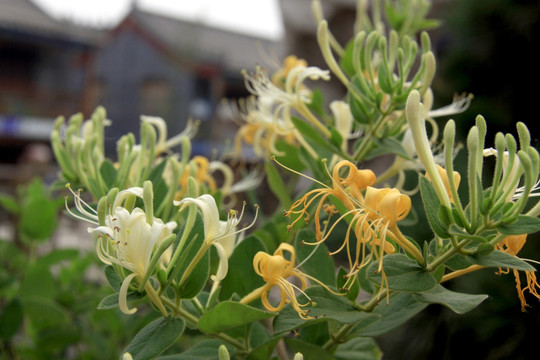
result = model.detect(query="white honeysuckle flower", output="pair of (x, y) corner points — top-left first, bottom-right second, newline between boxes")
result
(228, 169), (263, 195)
(91, 208), (175, 314)
(243, 65), (330, 110)
(208, 161), (263, 207)
(140, 115), (198, 155)
(65, 185), (176, 314)
(424, 90), (473, 119)
(237, 64), (330, 158)
(174, 194), (257, 281)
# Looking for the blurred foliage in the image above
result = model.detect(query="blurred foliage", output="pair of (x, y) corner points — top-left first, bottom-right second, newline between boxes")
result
(0, 178), (149, 360)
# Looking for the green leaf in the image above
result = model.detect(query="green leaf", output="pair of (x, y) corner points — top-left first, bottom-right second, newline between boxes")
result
(35, 248), (79, 268)
(350, 293), (428, 337)
(0, 298), (23, 340)
(330, 127), (344, 149)
(340, 40), (356, 77)
(19, 264), (56, 299)
(466, 250), (535, 271)
(219, 235), (266, 300)
(294, 229), (336, 286)
(414, 285), (488, 314)
(23, 297), (69, 331)
(366, 254), (437, 292)
(174, 214), (210, 299)
(265, 160), (292, 208)
(419, 175), (450, 238)
(307, 89), (326, 117)
(377, 61), (394, 94)
(273, 286), (364, 333)
(284, 338), (334, 360)
(178, 250), (209, 299)
(364, 137), (413, 161)
(19, 196), (58, 240)
(0, 193), (19, 214)
(498, 215), (540, 235)
(298, 321), (330, 345)
(105, 265), (122, 291)
(249, 321), (272, 348)
(274, 140), (305, 172)
(335, 337), (382, 360)
(247, 337), (281, 360)
(124, 317), (185, 360)
(99, 159), (117, 188)
(199, 302), (275, 334)
(158, 340), (230, 360)
(97, 291), (145, 310)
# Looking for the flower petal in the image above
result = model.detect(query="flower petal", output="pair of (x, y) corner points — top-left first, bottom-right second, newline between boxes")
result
(119, 273), (138, 315)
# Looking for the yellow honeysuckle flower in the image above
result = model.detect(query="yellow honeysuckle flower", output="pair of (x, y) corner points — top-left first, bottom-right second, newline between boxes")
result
(286, 160), (375, 241)
(426, 164), (461, 204)
(176, 156), (218, 198)
(271, 55), (308, 88)
(279, 158), (422, 289)
(495, 234), (540, 311)
(240, 243), (339, 319)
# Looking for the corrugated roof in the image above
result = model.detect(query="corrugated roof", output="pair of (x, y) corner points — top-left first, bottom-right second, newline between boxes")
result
(0, 0), (102, 46)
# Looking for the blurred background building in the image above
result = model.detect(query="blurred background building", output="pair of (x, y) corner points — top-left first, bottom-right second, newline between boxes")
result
(1, 0), (539, 358)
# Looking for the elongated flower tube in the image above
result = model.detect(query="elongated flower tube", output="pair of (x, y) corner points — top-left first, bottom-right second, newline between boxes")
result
(175, 194), (257, 282)
(65, 185), (176, 315)
(406, 90), (452, 209)
(240, 243), (338, 319)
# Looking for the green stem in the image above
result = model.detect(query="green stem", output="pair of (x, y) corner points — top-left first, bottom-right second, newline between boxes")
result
(166, 205), (197, 276)
(178, 242), (210, 288)
(425, 239), (472, 273)
(145, 283), (168, 318)
(322, 323), (355, 351)
(159, 297), (247, 351)
(323, 288), (386, 351)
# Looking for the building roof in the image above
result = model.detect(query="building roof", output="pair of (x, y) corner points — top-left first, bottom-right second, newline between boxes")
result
(123, 7), (284, 73)
(0, 0), (102, 46)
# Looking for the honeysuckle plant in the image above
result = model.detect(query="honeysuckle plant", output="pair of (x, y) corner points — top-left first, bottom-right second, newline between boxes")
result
(40, 0), (540, 359)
